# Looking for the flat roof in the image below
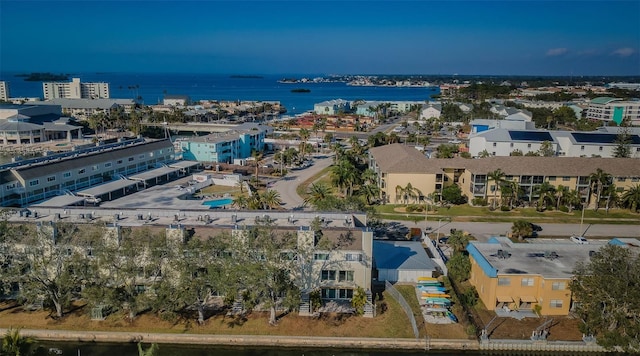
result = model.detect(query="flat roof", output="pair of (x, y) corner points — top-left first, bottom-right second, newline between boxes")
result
(76, 179), (138, 197)
(129, 166), (179, 181)
(31, 195), (86, 207)
(373, 240), (438, 271)
(169, 160), (200, 169)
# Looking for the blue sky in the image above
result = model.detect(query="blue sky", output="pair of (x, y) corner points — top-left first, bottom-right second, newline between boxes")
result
(1, 1), (639, 75)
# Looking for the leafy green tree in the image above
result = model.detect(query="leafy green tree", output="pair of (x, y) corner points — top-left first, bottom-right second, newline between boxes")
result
(435, 144), (458, 158)
(511, 220), (533, 241)
(2, 328), (35, 356)
(538, 141), (555, 157)
(330, 159), (358, 197)
(487, 169), (506, 209)
(613, 125), (632, 158)
(304, 183), (332, 208)
(351, 287), (368, 316)
(447, 253), (471, 282)
(534, 182), (556, 210)
(570, 245), (640, 352)
(441, 184), (466, 205)
(510, 149), (523, 156)
(448, 230), (471, 253)
(8, 223), (93, 318)
(230, 224), (300, 325)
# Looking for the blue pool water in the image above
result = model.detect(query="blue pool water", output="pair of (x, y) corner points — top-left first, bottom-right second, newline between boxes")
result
(202, 198), (233, 208)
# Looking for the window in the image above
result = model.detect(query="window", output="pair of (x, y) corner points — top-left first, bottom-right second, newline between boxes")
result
(338, 271), (354, 282)
(139, 154), (145, 159)
(128, 157), (134, 162)
(617, 177), (626, 182)
(29, 180), (39, 187)
(580, 146), (585, 151)
(527, 143), (532, 148)
(117, 159), (123, 164)
(78, 169), (85, 174)
(321, 270), (336, 281)
(63, 171), (71, 178)
(346, 253), (361, 261)
(493, 142), (497, 147)
(548, 176), (556, 181)
(47, 176), (56, 182)
(5, 183), (16, 190)
(510, 143), (514, 148)
(599, 146), (603, 151)
(551, 282), (565, 290)
(314, 253), (329, 261)
(498, 277), (511, 286)
(105, 162), (112, 168)
(92, 165), (98, 171)
(632, 177), (639, 182)
(521, 278), (534, 287)
(550, 299), (563, 308)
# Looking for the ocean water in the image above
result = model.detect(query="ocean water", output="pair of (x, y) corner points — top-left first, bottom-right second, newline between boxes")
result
(1, 72), (439, 115)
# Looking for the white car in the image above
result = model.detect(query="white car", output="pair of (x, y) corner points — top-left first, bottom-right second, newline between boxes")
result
(448, 139), (461, 144)
(570, 236), (589, 244)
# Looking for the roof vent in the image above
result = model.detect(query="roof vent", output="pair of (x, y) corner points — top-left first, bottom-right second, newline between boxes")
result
(544, 251), (559, 260)
(497, 249), (511, 259)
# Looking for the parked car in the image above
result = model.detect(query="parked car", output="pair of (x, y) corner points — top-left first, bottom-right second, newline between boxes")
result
(530, 223), (543, 232)
(570, 235), (589, 244)
(438, 236), (449, 244)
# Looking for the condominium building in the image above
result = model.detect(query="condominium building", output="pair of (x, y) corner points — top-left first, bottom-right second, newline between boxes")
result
(468, 237), (640, 316)
(584, 97), (640, 125)
(178, 123), (269, 163)
(0, 81), (10, 101)
(369, 143), (640, 207)
(314, 99), (351, 115)
(0, 138), (180, 207)
(43, 78), (110, 100)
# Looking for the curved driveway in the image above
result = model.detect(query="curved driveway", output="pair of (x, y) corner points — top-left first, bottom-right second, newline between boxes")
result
(271, 155), (334, 210)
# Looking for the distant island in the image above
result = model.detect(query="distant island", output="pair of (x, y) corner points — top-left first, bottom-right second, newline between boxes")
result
(290, 88), (311, 93)
(15, 72), (70, 81)
(230, 75), (263, 79)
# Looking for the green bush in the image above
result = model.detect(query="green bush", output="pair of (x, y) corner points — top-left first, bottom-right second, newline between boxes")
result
(559, 205), (569, 213)
(500, 205), (510, 211)
(405, 205), (416, 212)
(472, 197), (488, 206)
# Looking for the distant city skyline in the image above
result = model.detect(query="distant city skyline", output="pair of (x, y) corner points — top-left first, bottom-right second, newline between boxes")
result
(1, 1), (639, 76)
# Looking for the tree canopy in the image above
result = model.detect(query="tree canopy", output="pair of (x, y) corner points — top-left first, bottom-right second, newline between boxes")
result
(570, 245), (640, 352)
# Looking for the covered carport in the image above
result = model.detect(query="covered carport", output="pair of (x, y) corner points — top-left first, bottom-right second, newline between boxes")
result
(129, 166), (180, 188)
(31, 195), (86, 208)
(168, 160), (200, 175)
(76, 179), (139, 203)
(373, 240), (438, 283)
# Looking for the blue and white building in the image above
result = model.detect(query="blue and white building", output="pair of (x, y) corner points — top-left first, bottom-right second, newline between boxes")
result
(179, 123), (270, 163)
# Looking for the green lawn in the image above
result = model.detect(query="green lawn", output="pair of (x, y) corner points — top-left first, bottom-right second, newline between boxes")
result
(295, 166), (335, 199)
(374, 204), (640, 224)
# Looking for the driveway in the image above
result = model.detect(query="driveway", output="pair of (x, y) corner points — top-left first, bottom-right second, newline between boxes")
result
(271, 155), (334, 210)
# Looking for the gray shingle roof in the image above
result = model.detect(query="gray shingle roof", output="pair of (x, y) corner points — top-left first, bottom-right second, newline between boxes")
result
(369, 144), (442, 173)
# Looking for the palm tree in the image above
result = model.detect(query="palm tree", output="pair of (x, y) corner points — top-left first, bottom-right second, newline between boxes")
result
(565, 189), (582, 213)
(554, 185), (569, 210)
(511, 220), (533, 241)
(330, 159), (357, 197)
(361, 168), (377, 185)
(233, 195), (249, 209)
(304, 183), (332, 207)
(479, 150), (491, 158)
(299, 128), (310, 158)
(2, 328), (35, 356)
(487, 169), (506, 209)
(603, 184), (619, 213)
(589, 168), (612, 211)
(359, 183), (381, 205)
(620, 184), (640, 212)
(534, 182), (555, 211)
(260, 190), (282, 210)
(395, 182), (423, 206)
(251, 149), (264, 187)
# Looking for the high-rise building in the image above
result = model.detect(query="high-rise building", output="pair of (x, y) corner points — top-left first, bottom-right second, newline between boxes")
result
(43, 78), (110, 100)
(0, 81), (10, 101)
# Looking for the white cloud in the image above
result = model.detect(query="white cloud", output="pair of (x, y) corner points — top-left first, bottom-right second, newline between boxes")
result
(546, 48), (568, 56)
(611, 47), (636, 57)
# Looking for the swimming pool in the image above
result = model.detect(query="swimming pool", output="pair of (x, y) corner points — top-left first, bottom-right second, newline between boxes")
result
(202, 198), (234, 208)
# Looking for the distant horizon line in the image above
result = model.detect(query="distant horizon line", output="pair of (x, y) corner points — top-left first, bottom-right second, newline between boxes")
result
(1, 70), (640, 79)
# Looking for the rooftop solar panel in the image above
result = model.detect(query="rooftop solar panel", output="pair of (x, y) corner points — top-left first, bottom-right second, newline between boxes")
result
(508, 131), (553, 141)
(571, 133), (640, 144)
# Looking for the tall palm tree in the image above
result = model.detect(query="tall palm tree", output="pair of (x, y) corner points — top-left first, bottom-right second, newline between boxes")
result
(299, 128), (310, 158)
(589, 168), (612, 211)
(603, 184), (619, 213)
(565, 189), (582, 213)
(330, 159), (357, 197)
(359, 183), (381, 205)
(554, 185), (569, 211)
(620, 184), (640, 212)
(535, 182), (556, 210)
(232, 195), (249, 209)
(487, 169), (506, 209)
(395, 182), (423, 206)
(251, 149), (264, 187)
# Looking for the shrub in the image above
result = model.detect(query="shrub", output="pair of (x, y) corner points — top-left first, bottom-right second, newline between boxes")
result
(405, 205), (416, 213)
(559, 205), (569, 213)
(472, 197), (488, 206)
(500, 205), (510, 211)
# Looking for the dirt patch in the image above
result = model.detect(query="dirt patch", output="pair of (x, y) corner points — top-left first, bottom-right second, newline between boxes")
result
(474, 307), (583, 341)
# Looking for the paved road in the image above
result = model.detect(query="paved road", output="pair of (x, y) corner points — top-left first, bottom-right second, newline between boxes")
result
(393, 220), (640, 242)
(271, 155), (334, 210)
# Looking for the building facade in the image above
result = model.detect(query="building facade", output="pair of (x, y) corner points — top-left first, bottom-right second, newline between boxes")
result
(0, 81), (10, 101)
(179, 124), (268, 163)
(0, 138), (175, 207)
(369, 144), (640, 207)
(585, 97), (640, 126)
(43, 78), (110, 100)
(314, 99), (351, 115)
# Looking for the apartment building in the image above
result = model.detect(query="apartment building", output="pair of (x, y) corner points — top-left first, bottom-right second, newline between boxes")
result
(469, 128), (640, 158)
(43, 78), (110, 100)
(0, 138), (177, 207)
(369, 144), (640, 206)
(314, 99), (351, 115)
(584, 97), (640, 125)
(467, 237), (640, 316)
(29, 98), (136, 119)
(0, 81), (10, 101)
(178, 123), (268, 163)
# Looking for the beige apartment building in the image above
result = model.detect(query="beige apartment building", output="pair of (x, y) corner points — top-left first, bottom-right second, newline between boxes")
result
(43, 78), (110, 100)
(369, 144), (640, 207)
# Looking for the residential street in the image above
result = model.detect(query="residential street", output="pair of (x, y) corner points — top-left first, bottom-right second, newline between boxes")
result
(270, 155), (334, 210)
